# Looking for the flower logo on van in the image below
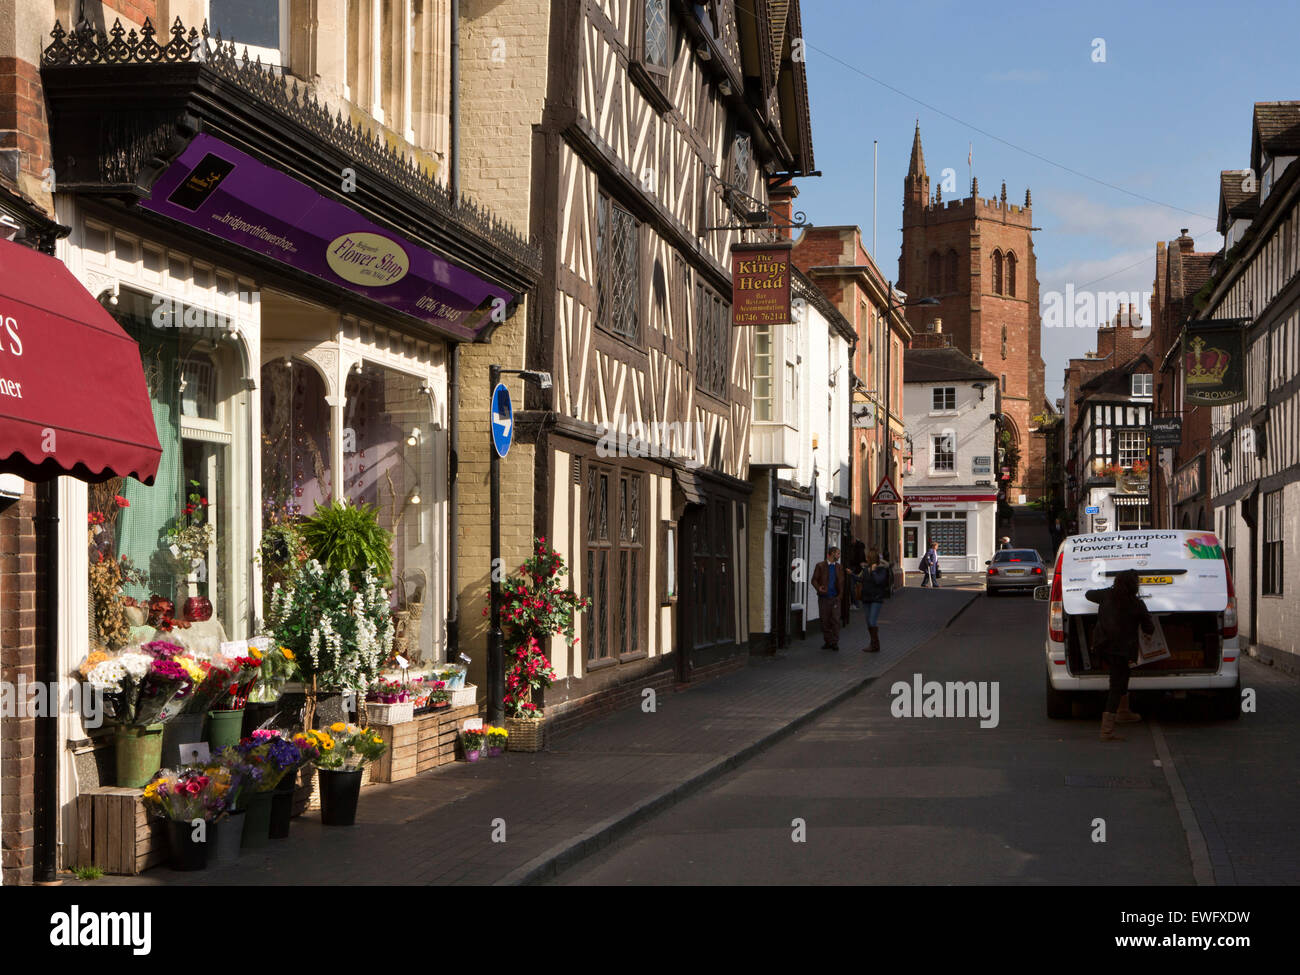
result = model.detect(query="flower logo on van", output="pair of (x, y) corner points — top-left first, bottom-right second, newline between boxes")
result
(1184, 534), (1223, 559)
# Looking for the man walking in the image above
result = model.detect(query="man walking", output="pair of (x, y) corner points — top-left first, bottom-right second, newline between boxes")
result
(811, 546), (848, 650)
(919, 540), (941, 588)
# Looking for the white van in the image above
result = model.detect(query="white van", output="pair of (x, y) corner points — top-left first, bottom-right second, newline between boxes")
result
(1035, 530), (1241, 719)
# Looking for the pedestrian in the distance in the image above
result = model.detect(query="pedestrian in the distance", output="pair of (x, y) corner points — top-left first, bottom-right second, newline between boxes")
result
(919, 541), (941, 588)
(811, 546), (848, 650)
(848, 537), (868, 609)
(999, 536), (1012, 550)
(859, 547), (892, 653)
(1085, 569), (1153, 742)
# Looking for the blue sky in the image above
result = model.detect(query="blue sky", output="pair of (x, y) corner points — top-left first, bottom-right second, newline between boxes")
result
(795, 0), (1299, 401)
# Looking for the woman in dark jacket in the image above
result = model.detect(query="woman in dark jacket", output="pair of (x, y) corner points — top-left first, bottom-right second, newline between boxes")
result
(1085, 569), (1154, 741)
(859, 548), (892, 653)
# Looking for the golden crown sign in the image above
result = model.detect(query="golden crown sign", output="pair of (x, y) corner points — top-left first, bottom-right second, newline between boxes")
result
(1184, 335), (1230, 386)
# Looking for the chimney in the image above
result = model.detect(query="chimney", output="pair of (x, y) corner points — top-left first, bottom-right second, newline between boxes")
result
(1178, 228), (1194, 254)
(930, 317), (942, 333)
(767, 179), (799, 241)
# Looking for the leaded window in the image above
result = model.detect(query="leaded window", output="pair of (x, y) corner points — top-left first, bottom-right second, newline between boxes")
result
(644, 0), (669, 67)
(597, 193), (640, 342)
(695, 280), (729, 397)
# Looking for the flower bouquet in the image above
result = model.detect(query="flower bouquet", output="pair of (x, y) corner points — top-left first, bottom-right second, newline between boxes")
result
(247, 645), (299, 703)
(306, 723), (387, 826)
(141, 766), (230, 870)
(461, 726), (485, 762)
(78, 648), (192, 729)
(485, 725), (508, 757)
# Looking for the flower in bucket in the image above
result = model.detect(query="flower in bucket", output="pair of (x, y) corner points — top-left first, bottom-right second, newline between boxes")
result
(312, 723), (386, 771)
(234, 732), (306, 792)
(485, 726), (508, 751)
(141, 768), (227, 822)
(461, 726), (485, 753)
(79, 648), (192, 727)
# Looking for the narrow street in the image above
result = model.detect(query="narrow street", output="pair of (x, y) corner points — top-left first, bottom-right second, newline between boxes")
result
(557, 572), (1299, 885)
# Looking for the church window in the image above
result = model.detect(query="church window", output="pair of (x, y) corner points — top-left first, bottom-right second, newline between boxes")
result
(928, 251), (941, 296)
(1006, 252), (1017, 297)
(944, 249), (958, 292)
(991, 250), (1003, 295)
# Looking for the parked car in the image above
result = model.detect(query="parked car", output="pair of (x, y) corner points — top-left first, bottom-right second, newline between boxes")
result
(985, 548), (1047, 595)
(1034, 530), (1240, 720)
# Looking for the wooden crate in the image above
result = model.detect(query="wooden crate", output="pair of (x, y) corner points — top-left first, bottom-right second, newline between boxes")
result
(75, 786), (166, 876)
(369, 718), (420, 783)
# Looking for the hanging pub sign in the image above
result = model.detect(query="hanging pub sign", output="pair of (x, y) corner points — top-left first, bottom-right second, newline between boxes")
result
(1150, 415), (1183, 446)
(730, 241), (792, 326)
(1183, 319), (1248, 406)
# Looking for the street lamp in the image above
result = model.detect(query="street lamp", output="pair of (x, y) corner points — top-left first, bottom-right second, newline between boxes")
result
(487, 365), (553, 725)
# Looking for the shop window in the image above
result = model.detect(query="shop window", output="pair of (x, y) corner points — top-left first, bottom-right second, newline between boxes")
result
(1264, 489), (1283, 595)
(343, 363), (435, 659)
(926, 511), (968, 556)
(90, 294), (240, 651)
(261, 359), (332, 518)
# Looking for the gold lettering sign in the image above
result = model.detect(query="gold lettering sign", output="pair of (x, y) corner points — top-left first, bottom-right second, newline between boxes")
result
(731, 242), (792, 326)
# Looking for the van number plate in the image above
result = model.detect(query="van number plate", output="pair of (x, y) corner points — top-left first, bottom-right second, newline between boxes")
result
(1139, 575), (1173, 585)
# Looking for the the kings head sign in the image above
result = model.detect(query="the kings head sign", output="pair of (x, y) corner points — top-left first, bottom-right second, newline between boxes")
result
(731, 241), (792, 326)
(1183, 319), (1248, 406)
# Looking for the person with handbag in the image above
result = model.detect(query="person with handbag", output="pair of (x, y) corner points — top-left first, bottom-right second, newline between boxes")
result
(859, 547), (892, 652)
(1085, 569), (1154, 741)
(919, 541), (941, 588)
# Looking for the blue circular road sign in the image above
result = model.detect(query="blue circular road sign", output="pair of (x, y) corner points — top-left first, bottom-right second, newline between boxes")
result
(491, 382), (513, 458)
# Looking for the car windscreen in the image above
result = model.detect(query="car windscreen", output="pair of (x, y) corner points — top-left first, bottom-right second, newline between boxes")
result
(993, 550), (1040, 563)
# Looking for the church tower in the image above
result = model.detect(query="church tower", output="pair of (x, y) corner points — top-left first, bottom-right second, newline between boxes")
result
(898, 124), (1046, 500)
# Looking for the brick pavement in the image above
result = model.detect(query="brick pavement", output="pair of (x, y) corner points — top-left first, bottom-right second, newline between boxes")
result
(92, 584), (979, 887)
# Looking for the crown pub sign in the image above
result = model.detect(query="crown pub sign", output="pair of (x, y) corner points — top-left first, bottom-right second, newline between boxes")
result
(1183, 319), (1248, 406)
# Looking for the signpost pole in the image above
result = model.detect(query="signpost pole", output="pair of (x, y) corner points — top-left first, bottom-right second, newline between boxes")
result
(487, 364), (503, 725)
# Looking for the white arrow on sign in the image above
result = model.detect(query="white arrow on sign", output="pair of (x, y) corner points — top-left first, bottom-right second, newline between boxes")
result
(493, 414), (512, 437)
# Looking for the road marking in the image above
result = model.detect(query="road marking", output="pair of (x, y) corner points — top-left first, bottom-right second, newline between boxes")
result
(1149, 720), (1215, 885)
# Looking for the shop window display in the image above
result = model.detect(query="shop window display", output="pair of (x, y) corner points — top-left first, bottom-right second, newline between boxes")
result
(343, 363), (435, 661)
(87, 292), (239, 656)
(261, 359), (333, 518)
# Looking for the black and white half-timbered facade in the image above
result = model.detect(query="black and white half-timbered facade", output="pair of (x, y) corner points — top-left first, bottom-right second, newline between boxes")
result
(1069, 351), (1155, 534)
(525, 1), (815, 708)
(1205, 103), (1300, 667)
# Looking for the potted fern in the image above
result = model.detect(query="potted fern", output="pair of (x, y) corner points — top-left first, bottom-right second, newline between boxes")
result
(299, 499), (394, 581)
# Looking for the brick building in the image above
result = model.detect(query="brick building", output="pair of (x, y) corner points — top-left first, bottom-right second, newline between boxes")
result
(1150, 230), (1216, 530)
(897, 124), (1047, 502)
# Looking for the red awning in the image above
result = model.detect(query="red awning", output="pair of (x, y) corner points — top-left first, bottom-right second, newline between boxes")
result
(0, 239), (161, 484)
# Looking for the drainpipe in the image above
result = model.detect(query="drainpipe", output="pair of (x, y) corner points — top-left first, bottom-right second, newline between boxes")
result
(34, 480), (59, 884)
(444, 0), (461, 663)
(449, 0), (460, 200)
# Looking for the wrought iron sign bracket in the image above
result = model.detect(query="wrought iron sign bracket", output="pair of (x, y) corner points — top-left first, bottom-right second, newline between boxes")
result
(702, 172), (809, 234)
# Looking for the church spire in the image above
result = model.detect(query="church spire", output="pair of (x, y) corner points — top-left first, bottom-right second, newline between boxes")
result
(907, 120), (926, 182)
(904, 120), (930, 213)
